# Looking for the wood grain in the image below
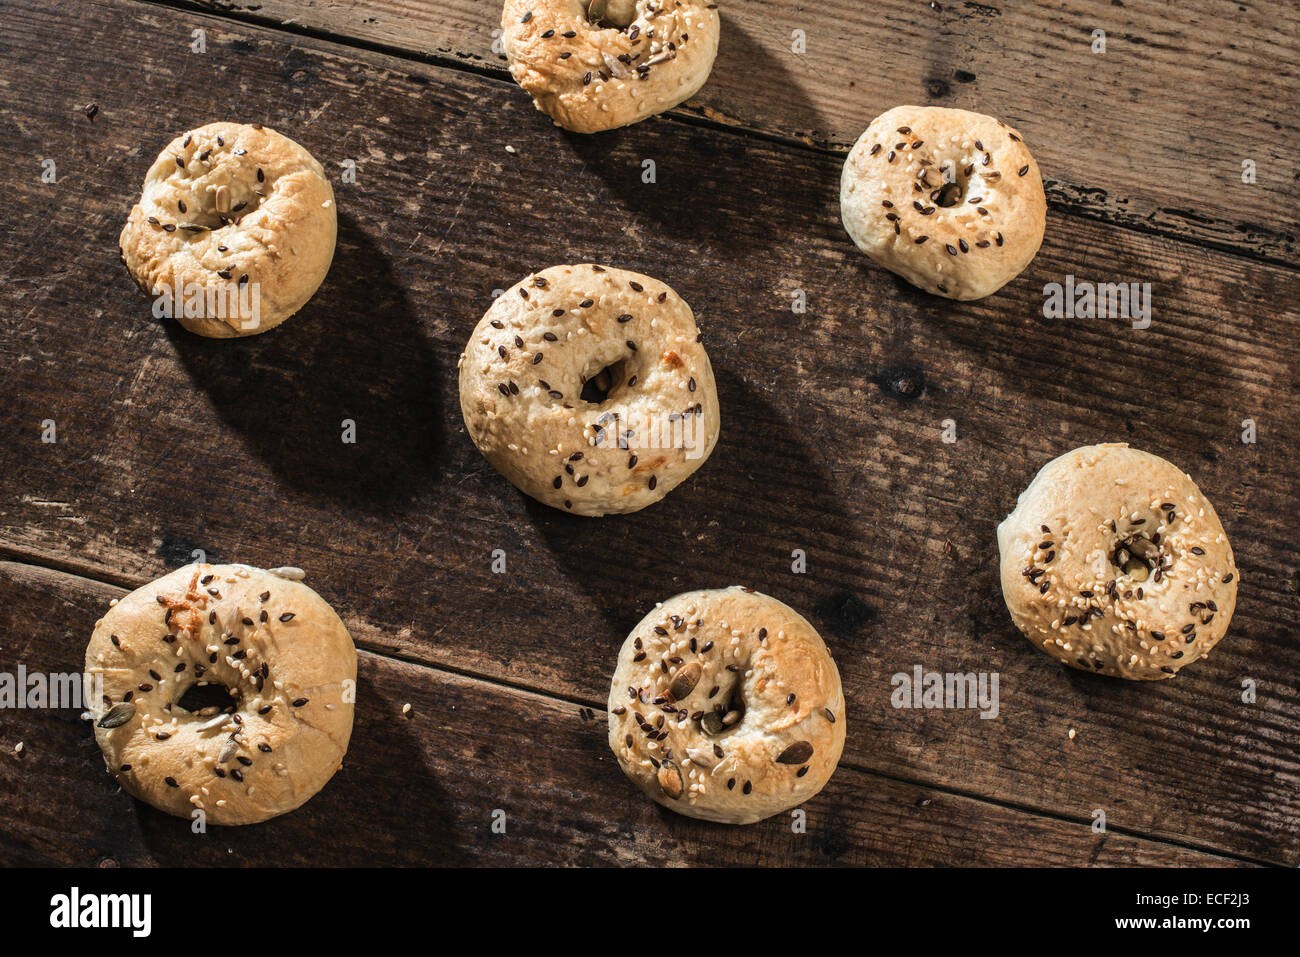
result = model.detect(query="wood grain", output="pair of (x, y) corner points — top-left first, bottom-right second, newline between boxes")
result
(0, 560), (1238, 866)
(0, 0), (1296, 865)
(163, 0), (1300, 263)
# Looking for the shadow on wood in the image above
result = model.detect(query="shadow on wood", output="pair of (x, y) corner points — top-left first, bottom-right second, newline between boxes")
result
(164, 213), (444, 511)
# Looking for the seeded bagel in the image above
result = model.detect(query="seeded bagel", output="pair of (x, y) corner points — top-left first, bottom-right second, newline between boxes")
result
(998, 444), (1239, 680)
(840, 105), (1046, 300)
(119, 122), (337, 337)
(458, 264), (720, 516)
(501, 0), (721, 133)
(84, 564), (356, 825)
(608, 587), (846, 824)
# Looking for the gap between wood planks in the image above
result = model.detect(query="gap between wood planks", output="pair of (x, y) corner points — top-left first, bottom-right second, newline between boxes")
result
(0, 544), (1273, 867)
(144, 0), (1300, 273)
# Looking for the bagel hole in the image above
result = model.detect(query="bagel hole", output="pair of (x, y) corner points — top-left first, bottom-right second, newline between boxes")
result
(176, 681), (239, 715)
(580, 358), (628, 404)
(700, 683), (746, 737)
(931, 161), (971, 208)
(1111, 533), (1163, 581)
(181, 186), (262, 231)
(935, 181), (963, 208)
(589, 0), (639, 30)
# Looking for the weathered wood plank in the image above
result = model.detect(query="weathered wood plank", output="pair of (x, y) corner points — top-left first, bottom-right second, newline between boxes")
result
(164, 0), (1300, 262)
(1, 0), (1297, 865)
(0, 560), (1237, 865)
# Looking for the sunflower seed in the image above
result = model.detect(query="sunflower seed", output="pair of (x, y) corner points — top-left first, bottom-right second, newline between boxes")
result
(642, 48), (677, 67)
(195, 713), (231, 733)
(685, 745), (717, 768)
(1128, 537), (1160, 561)
(268, 566), (306, 581)
(602, 52), (629, 78)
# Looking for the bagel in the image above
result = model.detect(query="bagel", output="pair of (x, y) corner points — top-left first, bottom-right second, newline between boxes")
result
(119, 122), (337, 337)
(458, 263), (720, 516)
(607, 587), (846, 824)
(500, 0), (721, 133)
(840, 105), (1046, 300)
(997, 444), (1239, 680)
(84, 564), (356, 825)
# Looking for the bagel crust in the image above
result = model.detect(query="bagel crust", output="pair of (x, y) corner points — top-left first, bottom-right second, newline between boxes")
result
(84, 564), (356, 825)
(840, 105), (1046, 300)
(501, 0), (720, 133)
(608, 587), (846, 824)
(998, 444), (1238, 680)
(458, 264), (720, 516)
(119, 122), (337, 337)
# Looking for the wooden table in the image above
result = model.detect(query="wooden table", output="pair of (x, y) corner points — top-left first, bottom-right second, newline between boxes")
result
(1, 0), (1296, 867)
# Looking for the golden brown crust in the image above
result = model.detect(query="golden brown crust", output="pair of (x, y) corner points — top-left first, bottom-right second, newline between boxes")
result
(840, 105), (1046, 300)
(458, 264), (720, 516)
(997, 444), (1238, 680)
(84, 564), (356, 825)
(501, 0), (720, 133)
(608, 587), (846, 824)
(119, 122), (336, 337)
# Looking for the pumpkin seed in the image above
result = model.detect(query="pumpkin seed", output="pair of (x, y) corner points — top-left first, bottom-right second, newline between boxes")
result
(776, 741), (814, 765)
(587, 0), (608, 23)
(700, 711), (725, 735)
(97, 702), (136, 729)
(667, 661), (701, 701)
(657, 761), (683, 799)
